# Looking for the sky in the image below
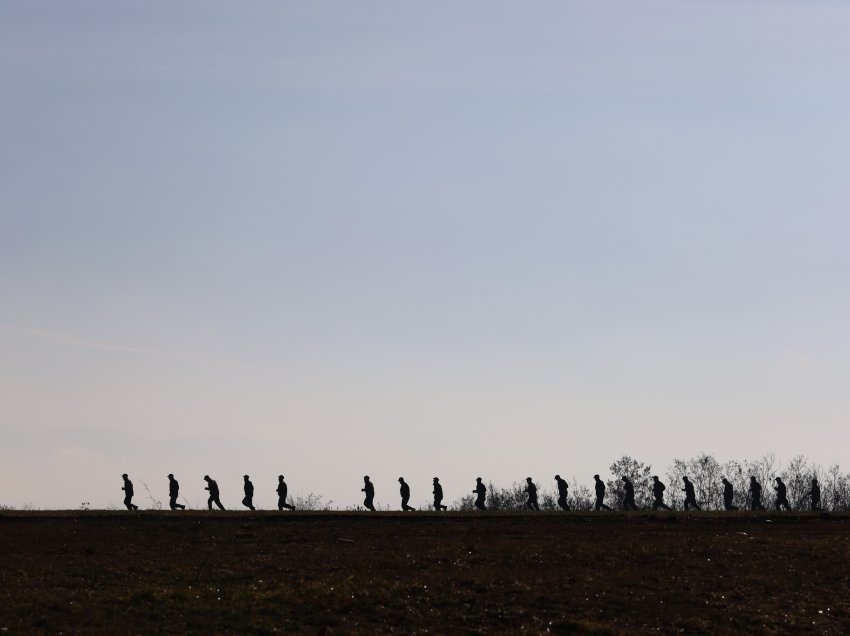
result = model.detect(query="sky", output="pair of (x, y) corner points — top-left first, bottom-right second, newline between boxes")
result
(2, 1), (850, 509)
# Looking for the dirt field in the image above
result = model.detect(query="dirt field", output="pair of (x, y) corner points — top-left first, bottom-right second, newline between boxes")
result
(1, 511), (848, 634)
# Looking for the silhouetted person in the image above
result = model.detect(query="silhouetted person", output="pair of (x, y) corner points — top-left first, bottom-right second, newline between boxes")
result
(204, 475), (225, 510)
(721, 478), (738, 511)
(525, 477), (540, 511)
(652, 476), (671, 511)
(594, 474), (612, 511)
(399, 477), (415, 511)
(682, 476), (701, 511)
(432, 477), (447, 511)
(362, 476), (376, 511)
(554, 475), (570, 510)
(277, 475), (295, 511)
(473, 477), (487, 511)
(810, 478), (822, 512)
(622, 476), (638, 511)
(168, 474), (185, 510)
(774, 477), (791, 511)
(749, 476), (765, 511)
(121, 474), (138, 510)
(241, 475), (256, 510)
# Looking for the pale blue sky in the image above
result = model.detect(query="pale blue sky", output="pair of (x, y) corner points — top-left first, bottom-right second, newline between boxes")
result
(2, 1), (850, 508)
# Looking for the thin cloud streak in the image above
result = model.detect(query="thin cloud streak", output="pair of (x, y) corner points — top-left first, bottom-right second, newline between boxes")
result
(0, 322), (274, 372)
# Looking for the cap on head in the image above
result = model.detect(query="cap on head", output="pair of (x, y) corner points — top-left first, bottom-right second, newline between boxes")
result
(168, 473), (174, 479)
(364, 475), (370, 480)
(433, 477), (439, 481)
(594, 474), (600, 479)
(122, 473), (128, 478)
(398, 477), (404, 482)
(476, 476), (482, 481)
(204, 475), (210, 480)
(554, 475), (560, 480)
(279, 475), (284, 479)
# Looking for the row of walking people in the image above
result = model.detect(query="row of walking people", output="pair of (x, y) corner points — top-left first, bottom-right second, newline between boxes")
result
(615, 475), (823, 512)
(120, 473), (295, 511)
(120, 472), (825, 512)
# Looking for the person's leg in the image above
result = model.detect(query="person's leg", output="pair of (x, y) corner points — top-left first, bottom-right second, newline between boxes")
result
(208, 496), (214, 511)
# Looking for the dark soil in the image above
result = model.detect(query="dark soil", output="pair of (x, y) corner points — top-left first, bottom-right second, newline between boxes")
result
(1, 511), (848, 634)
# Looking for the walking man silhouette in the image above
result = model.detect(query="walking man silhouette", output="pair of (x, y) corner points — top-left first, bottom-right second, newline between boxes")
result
(473, 477), (487, 511)
(554, 475), (570, 511)
(168, 474), (185, 510)
(721, 478), (738, 511)
(362, 476), (376, 511)
(682, 476), (701, 511)
(810, 477), (822, 512)
(652, 476), (671, 511)
(121, 474), (138, 510)
(432, 477), (447, 511)
(774, 477), (791, 511)
(241, 475), (256, 510)
(525, 477), (540, 511)
(594, 474), (612, 511)
(622, 476), (638, 511)
(204, 475), (225, 510)
(399, 477), (415, 511)
(277, 475), (295, 511)
(749, 476), (766, 511)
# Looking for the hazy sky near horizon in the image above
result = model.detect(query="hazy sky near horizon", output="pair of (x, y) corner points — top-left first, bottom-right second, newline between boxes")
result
(3, 1), (850, 509)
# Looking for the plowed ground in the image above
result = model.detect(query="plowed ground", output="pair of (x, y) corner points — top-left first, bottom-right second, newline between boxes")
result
(1, 511), (848, 634)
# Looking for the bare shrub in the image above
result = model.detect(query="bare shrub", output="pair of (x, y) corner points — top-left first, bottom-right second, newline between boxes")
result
(293, 492), (334, 511)
(607, 456), (653, 510)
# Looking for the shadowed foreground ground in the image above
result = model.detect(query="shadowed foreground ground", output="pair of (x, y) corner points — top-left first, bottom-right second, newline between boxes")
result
(1, 511), (848, 634)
